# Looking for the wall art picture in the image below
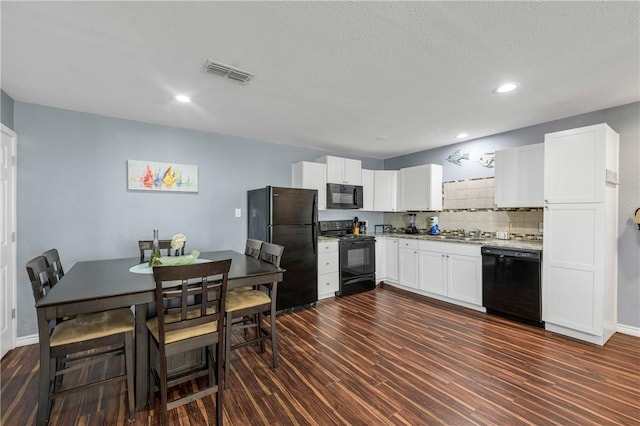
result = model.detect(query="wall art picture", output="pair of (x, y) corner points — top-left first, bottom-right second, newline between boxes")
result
(127, 160), (198, 192)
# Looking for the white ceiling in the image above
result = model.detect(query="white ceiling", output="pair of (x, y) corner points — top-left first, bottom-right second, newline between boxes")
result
(2, 1), (639, 160)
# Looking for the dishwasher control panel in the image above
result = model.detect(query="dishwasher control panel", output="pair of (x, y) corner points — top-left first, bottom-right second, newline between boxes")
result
(481, 246), (541, 260)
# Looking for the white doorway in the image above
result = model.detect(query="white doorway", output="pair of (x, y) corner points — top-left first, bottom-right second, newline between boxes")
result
(1, 124), (17, 359)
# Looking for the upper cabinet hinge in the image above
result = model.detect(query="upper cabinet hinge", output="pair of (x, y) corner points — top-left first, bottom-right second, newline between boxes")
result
(11, 308), (16, 319)
(11, 232), (16, 242)
(12, 155), (17, 166)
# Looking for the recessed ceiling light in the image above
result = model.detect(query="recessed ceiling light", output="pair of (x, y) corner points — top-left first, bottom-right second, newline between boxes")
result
(457, 133), (468, 139)
(494, 82), (519, 93)
(175, 95), (191, 103)
(376, 135), (388, 141)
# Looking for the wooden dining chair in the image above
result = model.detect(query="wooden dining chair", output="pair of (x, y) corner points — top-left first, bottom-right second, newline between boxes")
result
(147, 259), (231, 425)
(42, 248), (65, 285)
(224, 242), (284, 384)
(244, 238), (263, 259)
(139, 239), (185, 263)
(231, 239), (264, 293)
(26, 256), (135, 425)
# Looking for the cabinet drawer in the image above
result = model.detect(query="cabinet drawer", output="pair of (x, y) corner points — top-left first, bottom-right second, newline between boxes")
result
(318, 272), (339, 294)
(318, 252), (339, 274)
(318, 241), (338, 254)
(399, 239), (419, 250)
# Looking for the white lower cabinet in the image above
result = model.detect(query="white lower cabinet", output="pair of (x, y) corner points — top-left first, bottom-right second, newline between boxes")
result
(418, 250), (446, 296)
(446, 252), (483, 306)
(380, 237), (483, 311)
(318, 240), (339, 299)
(410, 240), (483, 310)
(384, 238), (398, 283)
(375, 237), (386, 282)
(398, 239), (420, 289)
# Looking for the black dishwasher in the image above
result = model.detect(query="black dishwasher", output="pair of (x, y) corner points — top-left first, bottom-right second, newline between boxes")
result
(481, 246), (543, 327)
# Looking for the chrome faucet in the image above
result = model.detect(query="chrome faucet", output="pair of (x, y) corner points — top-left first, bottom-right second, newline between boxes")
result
(458, 228), (468, 237)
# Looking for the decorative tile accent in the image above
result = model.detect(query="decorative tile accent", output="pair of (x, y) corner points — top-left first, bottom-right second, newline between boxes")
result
(384, 177), (543, 240)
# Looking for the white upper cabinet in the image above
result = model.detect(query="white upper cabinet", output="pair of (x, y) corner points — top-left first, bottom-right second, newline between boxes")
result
(399, 164), (443, 211)
(494, 143), (544, 207)
(292, 161), (327, 210)
(361, 169), (374, 211)
(373, 170), (398, 212)
(316, 155), (362, 185)
(544, 124), (613, 203)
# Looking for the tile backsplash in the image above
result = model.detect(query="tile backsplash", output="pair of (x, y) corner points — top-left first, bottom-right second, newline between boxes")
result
(443, 177), (496, 210)
(384, 177), (543, 240)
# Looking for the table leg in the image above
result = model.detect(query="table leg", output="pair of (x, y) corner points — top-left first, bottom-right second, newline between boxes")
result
(37, 312), (51, 425)
(135, 303), (148, 410)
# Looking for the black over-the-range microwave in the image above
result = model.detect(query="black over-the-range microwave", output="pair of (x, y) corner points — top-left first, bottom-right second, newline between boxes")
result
(326, 183), (363, 209)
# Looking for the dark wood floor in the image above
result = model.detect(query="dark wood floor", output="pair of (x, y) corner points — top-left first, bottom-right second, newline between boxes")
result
(2, 285), (640, 425)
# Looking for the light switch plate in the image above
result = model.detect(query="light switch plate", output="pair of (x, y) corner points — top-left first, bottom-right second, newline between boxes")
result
(235, 208), (241, 218)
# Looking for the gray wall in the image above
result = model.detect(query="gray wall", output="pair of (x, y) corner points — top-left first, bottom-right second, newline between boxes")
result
(1, 89), (14, 129)
(12, 99), (640, 335)
(386, 102), (640, 328)
(14, 102), (383, 336)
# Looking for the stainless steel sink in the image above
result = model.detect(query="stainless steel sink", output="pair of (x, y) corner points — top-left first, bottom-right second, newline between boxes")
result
(433, 235), (486, 242)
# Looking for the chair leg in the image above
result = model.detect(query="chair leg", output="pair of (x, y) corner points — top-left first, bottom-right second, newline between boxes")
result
(124, 332), (135, 421)
(53, 356), (64, 393)
(148, 340), (155, 410)
(207, 345), (215, 386)
(270, 304), (279, 369)
(224, 311), (232, 388)
(257, 312), (265, 353)
(159, 350), (169, 426)
(215, 340), (224, 425)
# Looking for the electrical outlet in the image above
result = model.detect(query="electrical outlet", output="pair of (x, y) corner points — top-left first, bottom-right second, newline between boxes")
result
(235, 208), (241, 218)
(538, 222), (544, 233)
(508, 222), (515, 232)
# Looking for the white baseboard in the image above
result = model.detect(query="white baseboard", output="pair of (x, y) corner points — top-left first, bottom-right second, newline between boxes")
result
(16, 334), (38, 347)
(616, 323), (640, 338)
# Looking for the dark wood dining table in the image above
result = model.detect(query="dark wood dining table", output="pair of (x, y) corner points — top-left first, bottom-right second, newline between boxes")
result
(34, 250), (284, 417)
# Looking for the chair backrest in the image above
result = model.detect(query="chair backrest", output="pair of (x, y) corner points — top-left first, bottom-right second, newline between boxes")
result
(244, 239), (263, 259)
(26, 256), (55, 302)
(259, 242), (285, 267)
(42, 248), (64, 284)
(152, 259), (231, 344)
(139, 240), (185, 263)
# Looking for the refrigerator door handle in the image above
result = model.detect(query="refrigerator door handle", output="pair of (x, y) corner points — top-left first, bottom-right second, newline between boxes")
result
(311, 193), (317, 255)
(311, 226), (316, 255)
(312, 193), (317, 225)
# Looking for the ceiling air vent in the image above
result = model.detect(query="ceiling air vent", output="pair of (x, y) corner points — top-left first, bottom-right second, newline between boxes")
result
(203, 59), (254, 84)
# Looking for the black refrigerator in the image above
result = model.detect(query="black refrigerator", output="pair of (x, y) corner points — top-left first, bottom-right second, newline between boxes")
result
(247, 186), (318, 311)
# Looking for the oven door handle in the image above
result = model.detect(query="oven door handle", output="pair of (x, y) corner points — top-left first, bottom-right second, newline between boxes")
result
(342, 275), (375, 286)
